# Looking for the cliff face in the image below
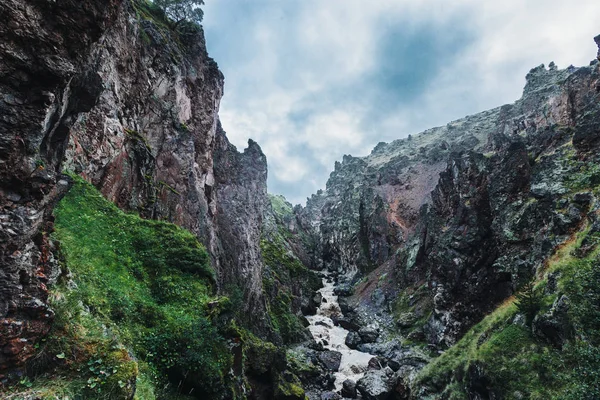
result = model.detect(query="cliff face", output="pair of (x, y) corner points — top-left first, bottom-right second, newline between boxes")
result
(59, 1), (272, 334)
(304, 56), (600, 346)
(0, 0), (273, 377)
(1, 1), (599, 397)
(0, 0), (121, 375)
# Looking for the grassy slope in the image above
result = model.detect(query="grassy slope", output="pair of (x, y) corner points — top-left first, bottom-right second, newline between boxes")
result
(414, 219), (600, 399)
(2, 177), (233, 399)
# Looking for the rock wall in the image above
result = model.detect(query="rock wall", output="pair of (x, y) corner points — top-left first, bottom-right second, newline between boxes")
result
(305, 52), (600, 346)
(0, 0), (273, 375)
(0, 0), (121, 376)
(60, 1), (272, 335)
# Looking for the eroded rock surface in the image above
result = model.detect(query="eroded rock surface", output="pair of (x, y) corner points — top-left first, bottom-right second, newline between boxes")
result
(0, 0), (121, 377)
(295, 49), (600, 348)
(0, 0), (274, 376)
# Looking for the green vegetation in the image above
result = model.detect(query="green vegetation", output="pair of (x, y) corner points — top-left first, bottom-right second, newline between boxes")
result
(261, 194), (320, 345)
(415, 218), (600, 399)
(392, 283), (432, 344)
(261, 239), (319, 344)
(133, 0), (172, 30)
(3, 176), (233, 399)
(132, 0), (202, 62)
(286, 349), (320, 382)
(515, 280), (543, 325)
(154, 0), (204, 27)
(269, 194), (294, 221)
(565, 161), (600, 193)
(125, 128), (152, 152)
(274, 372), (306, 400)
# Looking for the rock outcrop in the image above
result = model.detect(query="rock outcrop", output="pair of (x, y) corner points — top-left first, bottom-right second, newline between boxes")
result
(298, 44), (600, 347)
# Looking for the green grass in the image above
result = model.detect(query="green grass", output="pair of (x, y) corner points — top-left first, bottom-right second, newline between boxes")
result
(2, 176), (233, 399)
(414, 221), (600, 399)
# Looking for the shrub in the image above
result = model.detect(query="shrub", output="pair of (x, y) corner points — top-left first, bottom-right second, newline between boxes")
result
(516, 281), (543, 325)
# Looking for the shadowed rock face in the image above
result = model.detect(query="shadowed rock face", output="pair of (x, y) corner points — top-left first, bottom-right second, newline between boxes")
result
(0, 0), (122, 376)
(214, 129), (270, 333)
(299, 45), (600, 347)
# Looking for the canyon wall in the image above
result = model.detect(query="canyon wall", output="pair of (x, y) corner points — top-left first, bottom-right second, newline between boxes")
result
(302, 54), (600, 347)
(0, 0), (275, 378)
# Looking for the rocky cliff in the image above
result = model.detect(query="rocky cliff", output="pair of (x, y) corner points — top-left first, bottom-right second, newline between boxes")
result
(287, 38), (600, 399)
(301, 53), (600, 347)
(0, 0), (310, 395)
(1, 0), (600, 398)
(0, 0), (122, 376)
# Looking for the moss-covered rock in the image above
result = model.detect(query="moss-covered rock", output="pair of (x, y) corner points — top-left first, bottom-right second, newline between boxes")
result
(274, 371), (307, 400)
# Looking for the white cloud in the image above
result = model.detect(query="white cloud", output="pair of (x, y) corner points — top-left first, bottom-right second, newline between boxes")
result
(204, 0), (600, 205)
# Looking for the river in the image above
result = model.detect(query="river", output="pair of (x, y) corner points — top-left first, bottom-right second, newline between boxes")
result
(306, 277), (374, 391)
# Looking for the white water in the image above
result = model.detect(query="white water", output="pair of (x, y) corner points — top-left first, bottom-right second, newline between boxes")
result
(306, 277), (373, 391)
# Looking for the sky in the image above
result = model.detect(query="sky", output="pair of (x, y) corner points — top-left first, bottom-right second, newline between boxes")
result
(202, 0), (600, 206)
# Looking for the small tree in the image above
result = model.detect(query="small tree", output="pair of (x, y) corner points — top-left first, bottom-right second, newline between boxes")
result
(516, 281), (543, 325)
(154, 0), (204, 28)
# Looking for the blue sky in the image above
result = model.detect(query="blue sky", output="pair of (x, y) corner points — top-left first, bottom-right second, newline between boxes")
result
(203, 0), (599, 205)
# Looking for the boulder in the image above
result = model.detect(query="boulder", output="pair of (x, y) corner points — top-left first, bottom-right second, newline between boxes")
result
(341, 379), (357, 398)
(359, 325), (379, 343)
(345, 331), (362, 349)
(302, 292), (323, 315)
(316, 320), (332, 328)
(356, 368), (395, 400)
(533, 295), (573, 348)
(367, 356), (385, 370)
(338, 297), (351, 314)
(334, 284), (353, 296)
(334, 317), (360, 332)
(318, 351), (342, 371)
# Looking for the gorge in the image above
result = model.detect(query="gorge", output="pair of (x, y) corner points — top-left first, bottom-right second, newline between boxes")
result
(1, 1), (600, 399)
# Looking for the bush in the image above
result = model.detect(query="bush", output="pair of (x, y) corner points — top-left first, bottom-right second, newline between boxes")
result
(516, 281), (543, 325)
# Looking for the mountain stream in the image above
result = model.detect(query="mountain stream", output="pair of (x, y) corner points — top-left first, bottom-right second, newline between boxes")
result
(306, 277), (374, 391)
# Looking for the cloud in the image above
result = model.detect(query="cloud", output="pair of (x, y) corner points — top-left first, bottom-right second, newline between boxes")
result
(203, 0), (600, 205)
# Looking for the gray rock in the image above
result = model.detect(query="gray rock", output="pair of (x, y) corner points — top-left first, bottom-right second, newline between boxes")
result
(371, 288), (386, 308)
(345, 331), (362, 349)
(368, 356), (385, 370)
(356, 368), (395, 400)
(359, 325), (379, 343)
(338, 297), (351, 314)
(341, 379), (357, 398)
(335, 318), (360, 332)
(396, 312), (417, 329)
(320, 392), (342, 400)
(533, 295), (573, 348)
(318, 351), (342, 371)
(334, 284), (353, 296)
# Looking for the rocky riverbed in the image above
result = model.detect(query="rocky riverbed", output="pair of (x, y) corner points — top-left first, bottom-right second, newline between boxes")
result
(307, 277), (374, 391)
